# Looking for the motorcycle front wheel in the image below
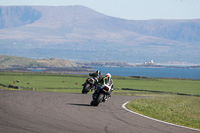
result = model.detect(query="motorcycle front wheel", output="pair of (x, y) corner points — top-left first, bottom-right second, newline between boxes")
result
(91, 93), (104, 106)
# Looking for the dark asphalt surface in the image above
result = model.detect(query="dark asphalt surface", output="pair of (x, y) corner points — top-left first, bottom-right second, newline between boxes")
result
(0, 90), (199, 133)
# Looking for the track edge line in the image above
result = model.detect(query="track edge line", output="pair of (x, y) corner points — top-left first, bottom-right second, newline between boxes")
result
(122, 101), (200, 132)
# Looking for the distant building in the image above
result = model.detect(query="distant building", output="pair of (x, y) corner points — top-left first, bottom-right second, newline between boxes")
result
(144, 60), (155, 65)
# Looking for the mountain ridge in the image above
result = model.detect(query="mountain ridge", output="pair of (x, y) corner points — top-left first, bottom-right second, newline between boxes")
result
(0, 6), (200, 63)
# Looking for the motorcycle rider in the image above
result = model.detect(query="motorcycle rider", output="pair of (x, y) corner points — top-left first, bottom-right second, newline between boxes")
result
(89, 70), (102, 83)
(93, 73), (114, 101)
(101, 73), (114, 99)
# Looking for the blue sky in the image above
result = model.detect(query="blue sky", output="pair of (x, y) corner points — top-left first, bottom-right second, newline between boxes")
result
(0, 0), (200, 20)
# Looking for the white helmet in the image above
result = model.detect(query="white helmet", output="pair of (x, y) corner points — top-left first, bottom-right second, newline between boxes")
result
(106, 73), (111, 78)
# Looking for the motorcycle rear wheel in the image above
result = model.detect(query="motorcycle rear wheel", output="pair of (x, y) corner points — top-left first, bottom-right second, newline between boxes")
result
(82, 83), (90, 94)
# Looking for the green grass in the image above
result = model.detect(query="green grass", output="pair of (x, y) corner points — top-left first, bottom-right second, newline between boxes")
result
(0, 72), (199, 95)
(114, 78), (200, 95)
(0, 72), (200, 129)
(127, 96), (200, 129)
(0, 72), (86, 91)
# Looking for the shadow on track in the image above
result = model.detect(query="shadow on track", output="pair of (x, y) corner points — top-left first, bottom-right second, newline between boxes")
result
(69, 103), (91, 107)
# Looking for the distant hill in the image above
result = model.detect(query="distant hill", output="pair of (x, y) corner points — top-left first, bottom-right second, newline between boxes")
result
(0, 55), (131, 69)
(0, 6), (200, 64)
(1, 55), (199, 72)
(0, 55), (79, 69)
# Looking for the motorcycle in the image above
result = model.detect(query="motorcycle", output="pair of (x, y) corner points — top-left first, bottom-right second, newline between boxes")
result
(82, 77), (98, 94)
(90, 84), (111, 106)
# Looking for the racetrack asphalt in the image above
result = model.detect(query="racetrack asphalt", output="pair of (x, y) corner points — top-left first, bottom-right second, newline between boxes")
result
(0, 90), (199, 133)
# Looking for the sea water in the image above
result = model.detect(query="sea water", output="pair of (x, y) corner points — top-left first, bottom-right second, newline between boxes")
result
(93, 67), (200, 79)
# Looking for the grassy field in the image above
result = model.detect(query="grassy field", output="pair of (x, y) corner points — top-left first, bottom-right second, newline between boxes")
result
(0, 72), (86, 91)
(0, 72), (200, 95)
(0, 72), (200, 129)
(127, 96), (200, 129)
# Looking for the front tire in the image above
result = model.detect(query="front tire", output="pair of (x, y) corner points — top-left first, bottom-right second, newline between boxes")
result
(91, 93), (104, 106)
